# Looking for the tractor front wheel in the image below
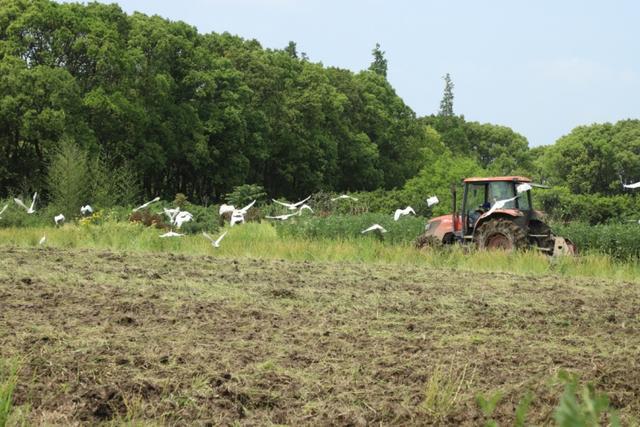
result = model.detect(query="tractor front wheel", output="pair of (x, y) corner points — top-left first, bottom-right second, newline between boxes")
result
(475, 218), (527, 251)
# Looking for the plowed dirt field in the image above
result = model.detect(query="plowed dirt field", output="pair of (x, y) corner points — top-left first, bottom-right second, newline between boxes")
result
(1, 246), (638, 425)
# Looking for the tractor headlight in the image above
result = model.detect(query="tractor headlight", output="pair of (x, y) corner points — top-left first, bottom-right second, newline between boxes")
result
(425, 220), (440, 233)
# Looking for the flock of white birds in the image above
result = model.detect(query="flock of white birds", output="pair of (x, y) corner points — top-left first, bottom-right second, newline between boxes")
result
(5, 177), (640, 249)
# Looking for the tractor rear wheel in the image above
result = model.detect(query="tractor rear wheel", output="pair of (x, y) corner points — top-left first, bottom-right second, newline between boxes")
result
(475, 218), (527, 251)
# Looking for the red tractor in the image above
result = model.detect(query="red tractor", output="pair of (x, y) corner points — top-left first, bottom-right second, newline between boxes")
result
(416, 176), (576, 255)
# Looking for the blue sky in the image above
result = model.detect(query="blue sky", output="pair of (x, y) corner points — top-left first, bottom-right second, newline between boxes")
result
(65, 0), (639, 146)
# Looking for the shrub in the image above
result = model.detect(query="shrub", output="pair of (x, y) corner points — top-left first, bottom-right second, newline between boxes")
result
(177, 203), (220, 234)
(47, 139), (91, 219)
(224, 184), (267, 207)
(129, 210), (167, 229)
(92, 155), (141, 209)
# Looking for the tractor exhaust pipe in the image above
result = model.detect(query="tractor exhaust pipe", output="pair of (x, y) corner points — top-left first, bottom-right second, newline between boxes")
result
(451, 183), (457, 234)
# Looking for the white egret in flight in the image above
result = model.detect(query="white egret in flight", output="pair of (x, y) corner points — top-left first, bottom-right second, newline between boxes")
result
(394, 206), (416, 221)
(219, 204), (235, 216)
(272, 195), (311, 210)
(133, 197), (160, 212)
(14, 192), (37, 214)
(159, 231), (184, 238)
(265, 212), (299, 221)
(173, 211), (193, 229)
(331, 194), (358, 202)
(362, 224), (387, 234)
(516, 183), (532, 193)
(481, 196), (520, 218)
(202, 231), (227, 248)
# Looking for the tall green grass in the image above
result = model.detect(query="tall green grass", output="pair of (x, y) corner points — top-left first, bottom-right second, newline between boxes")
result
(0, 359), (19, 427)
(275, 212), (426, 244)
(1, 222), (639, 282)
(553, 222), (640, 260)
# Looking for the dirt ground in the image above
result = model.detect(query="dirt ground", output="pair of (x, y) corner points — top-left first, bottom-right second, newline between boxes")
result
(1, 246), (639, 425)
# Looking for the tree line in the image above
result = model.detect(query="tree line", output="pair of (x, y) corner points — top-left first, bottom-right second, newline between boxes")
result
(1, 0), (638, 213)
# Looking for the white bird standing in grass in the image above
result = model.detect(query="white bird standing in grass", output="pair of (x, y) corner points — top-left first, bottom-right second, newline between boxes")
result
(516, 183), (532, 193)
(133, 197), (160, 212)
(331, 194), (358, 202)
(14, 192), (37, 214)
(394, 206), (415, 221)
(203, 231), (227, 248)
(273, 195), (311, 210)
(427, 196), (439, 207)
(362, 224), (387, 234)
(159, 231), (184, 238)
(265, 211), (300, 221)
(80, 205), (93, 215)
(54, 214), (65, 225)
(38, 235), (46, 245)
(0, 203), (8, 219)
(482, 195), (519, 218)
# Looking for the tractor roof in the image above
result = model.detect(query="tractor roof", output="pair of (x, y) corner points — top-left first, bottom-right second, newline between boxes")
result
(463, 176), (532, 183)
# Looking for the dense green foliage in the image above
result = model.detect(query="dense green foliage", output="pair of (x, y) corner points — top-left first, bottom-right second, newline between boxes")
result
(0, 0), (433, 201)
(540, 119), (640, 194)
(0, 0), (639, 229)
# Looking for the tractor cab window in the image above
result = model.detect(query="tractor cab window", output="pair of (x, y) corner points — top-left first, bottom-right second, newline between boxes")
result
(518, 188), (531, 210)
(465, 183), (487, 215)
(488, 182), (516, 208)
(465, 183), (487, 231)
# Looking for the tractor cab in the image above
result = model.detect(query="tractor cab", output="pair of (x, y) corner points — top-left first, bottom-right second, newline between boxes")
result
(460, 176), (532, 239)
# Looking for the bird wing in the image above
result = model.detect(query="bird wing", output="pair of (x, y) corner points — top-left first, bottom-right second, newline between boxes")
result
(362, 224), (380, 233)
(0, 204), (7, 216)
(393, 210), (402, 221)
(202, 232), (215, 242)
(219, 204), (235, 215)
(623, 181), (640, 189)
(408, 207), (416, 215)
(516, 183), (532, 193)
(14, 198), (27, 210)
(272, 199), (292, 208)
(292, 195), (311, 207)
(29, 192), (37, 210)
(239, 199), (256, 213)
(214, 231), (228, 246)
(133, 202), (147, 211)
